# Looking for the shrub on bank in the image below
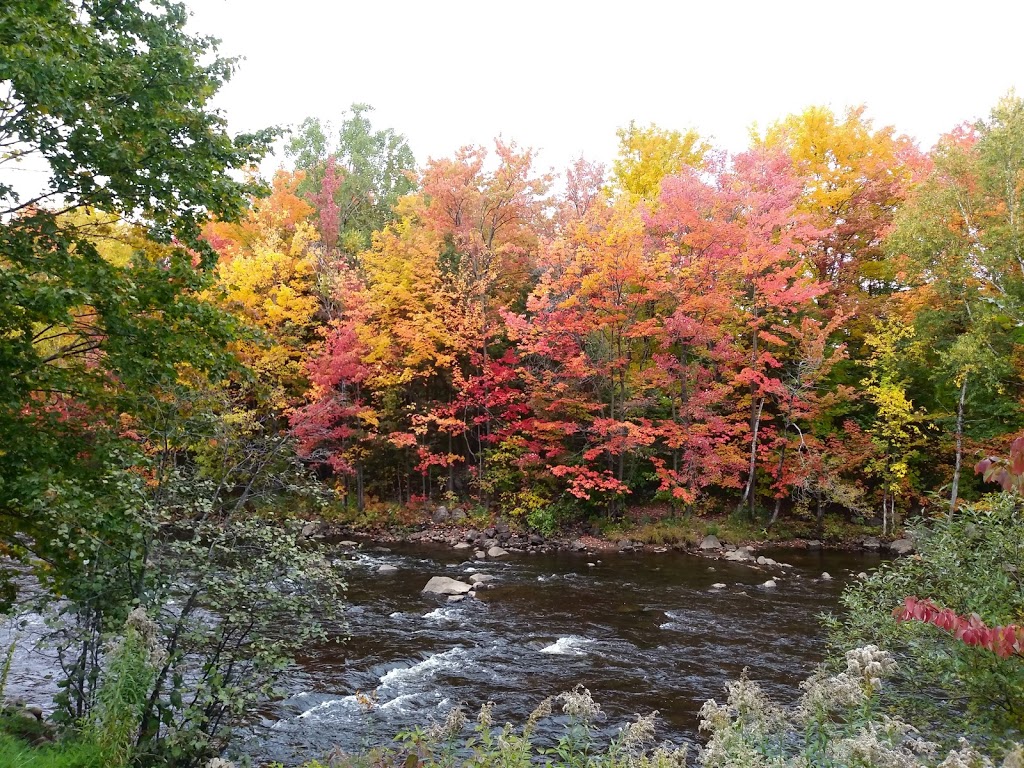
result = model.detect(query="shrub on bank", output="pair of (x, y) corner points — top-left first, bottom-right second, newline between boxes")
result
(825, 492), (1024, 743)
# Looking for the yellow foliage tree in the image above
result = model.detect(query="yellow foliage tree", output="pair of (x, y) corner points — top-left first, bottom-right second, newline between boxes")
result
(611, 121), (709, 200)
(205, 171), (322, 409)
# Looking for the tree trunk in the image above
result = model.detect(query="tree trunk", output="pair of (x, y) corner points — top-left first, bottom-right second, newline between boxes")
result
(949, 376), (968, 515)
(356, 464), (365, 512)
(740, 397), (765, 520)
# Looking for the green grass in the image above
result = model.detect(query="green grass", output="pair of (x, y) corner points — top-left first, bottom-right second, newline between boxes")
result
(0, 731), (105, 768)
(616, 511), (884, 548)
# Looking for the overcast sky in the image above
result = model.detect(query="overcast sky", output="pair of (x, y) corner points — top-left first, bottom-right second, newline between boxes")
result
(190, 0), (1021, 175)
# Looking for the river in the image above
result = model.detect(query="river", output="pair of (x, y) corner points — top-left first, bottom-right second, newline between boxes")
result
(227, 541), (882, 766)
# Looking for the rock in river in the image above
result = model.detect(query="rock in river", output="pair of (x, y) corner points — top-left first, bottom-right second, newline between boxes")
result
(699, 535), (722, 550)
(487, 546), (509, 558)
(422, 576), (473, 595)
(377, 565), (399, 575)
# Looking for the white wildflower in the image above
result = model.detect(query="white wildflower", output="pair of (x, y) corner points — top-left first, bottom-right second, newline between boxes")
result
(428, 704), (467, 741)
(559, 684), (602, 721)
(939, 738), (996, 768)
(1002, 745), (1024, 768)
(477, 701), (494, 728)
(524, 696), (554, 736)
(620, 711), (658, 750)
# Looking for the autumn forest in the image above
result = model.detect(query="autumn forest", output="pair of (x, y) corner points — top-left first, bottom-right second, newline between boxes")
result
(206, 101), (1024, 531)
(5, 2), (1024, 765)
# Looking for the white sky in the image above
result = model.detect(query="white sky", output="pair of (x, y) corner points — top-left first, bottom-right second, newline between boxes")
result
(122, 1), (1024, 177)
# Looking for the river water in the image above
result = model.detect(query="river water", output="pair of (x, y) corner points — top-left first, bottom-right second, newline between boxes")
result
(227, 542), (882, 766)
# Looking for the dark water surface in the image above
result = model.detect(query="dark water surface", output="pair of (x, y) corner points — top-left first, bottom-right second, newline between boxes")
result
(229, 542), (882, 766)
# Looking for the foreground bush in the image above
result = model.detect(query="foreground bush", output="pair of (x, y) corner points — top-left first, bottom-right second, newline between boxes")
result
(825, 492), (1024, 743)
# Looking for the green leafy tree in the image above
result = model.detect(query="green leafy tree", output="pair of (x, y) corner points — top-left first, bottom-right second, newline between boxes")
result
(888, 94), (1024, 511)
(287, 104), (416, 259)
(0, 0), (274, 588)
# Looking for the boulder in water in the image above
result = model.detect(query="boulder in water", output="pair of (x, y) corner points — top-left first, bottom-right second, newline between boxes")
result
(487, 546), (509, 558)
(763, 579), (778, 588)
(724, 548), (754, 562)
(377, 564), (399, 575)
(469, 573), (495, 584)
(422, 576), (473, 595)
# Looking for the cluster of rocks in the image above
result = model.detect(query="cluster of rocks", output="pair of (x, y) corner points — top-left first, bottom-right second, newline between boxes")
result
(430, 505), (467, 524)
(0, 700), (54, 743)
(860, 535), (915, 554)
(408, 522), (552, 557)
(421, 573), (497, 602)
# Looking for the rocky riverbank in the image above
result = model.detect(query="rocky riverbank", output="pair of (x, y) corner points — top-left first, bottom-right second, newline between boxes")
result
(295, 508), (916, 560)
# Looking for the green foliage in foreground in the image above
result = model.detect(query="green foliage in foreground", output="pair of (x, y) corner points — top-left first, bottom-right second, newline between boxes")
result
(0, 733), (105, 768)
(825, 492), (1024, 743)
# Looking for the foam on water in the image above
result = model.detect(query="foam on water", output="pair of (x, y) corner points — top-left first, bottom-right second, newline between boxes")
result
(378, 647), (469, 689)
(539, 636), (593, 656)
(422, 606), (461, 621)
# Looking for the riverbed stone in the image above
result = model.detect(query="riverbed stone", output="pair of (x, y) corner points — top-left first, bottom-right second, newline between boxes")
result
(699, 535), (722, 550)
(469, 573), (495, 584)
(475, 550), (487, 559)
(724, 548), (754, 562)
(337, 540), (359, 548)
(422, 576), (473, 595)
(452, 508), (467, 522)
(453, 542), (472, 551)
(862, 536), (882, 550)
(528, 533), (544, 545)
(448, 594), (466, 603)
(377, 564), (399, 575)
(821, 571), (832, 580)
(710, 582), (727, 590)
(806, 540), (822, 550)
(299, 521), (321, 539)
(763, 579), (778, 588)
(432, 506), (449, 523)
(889, 538), (915, 555)
(487, 546), (509, 558)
